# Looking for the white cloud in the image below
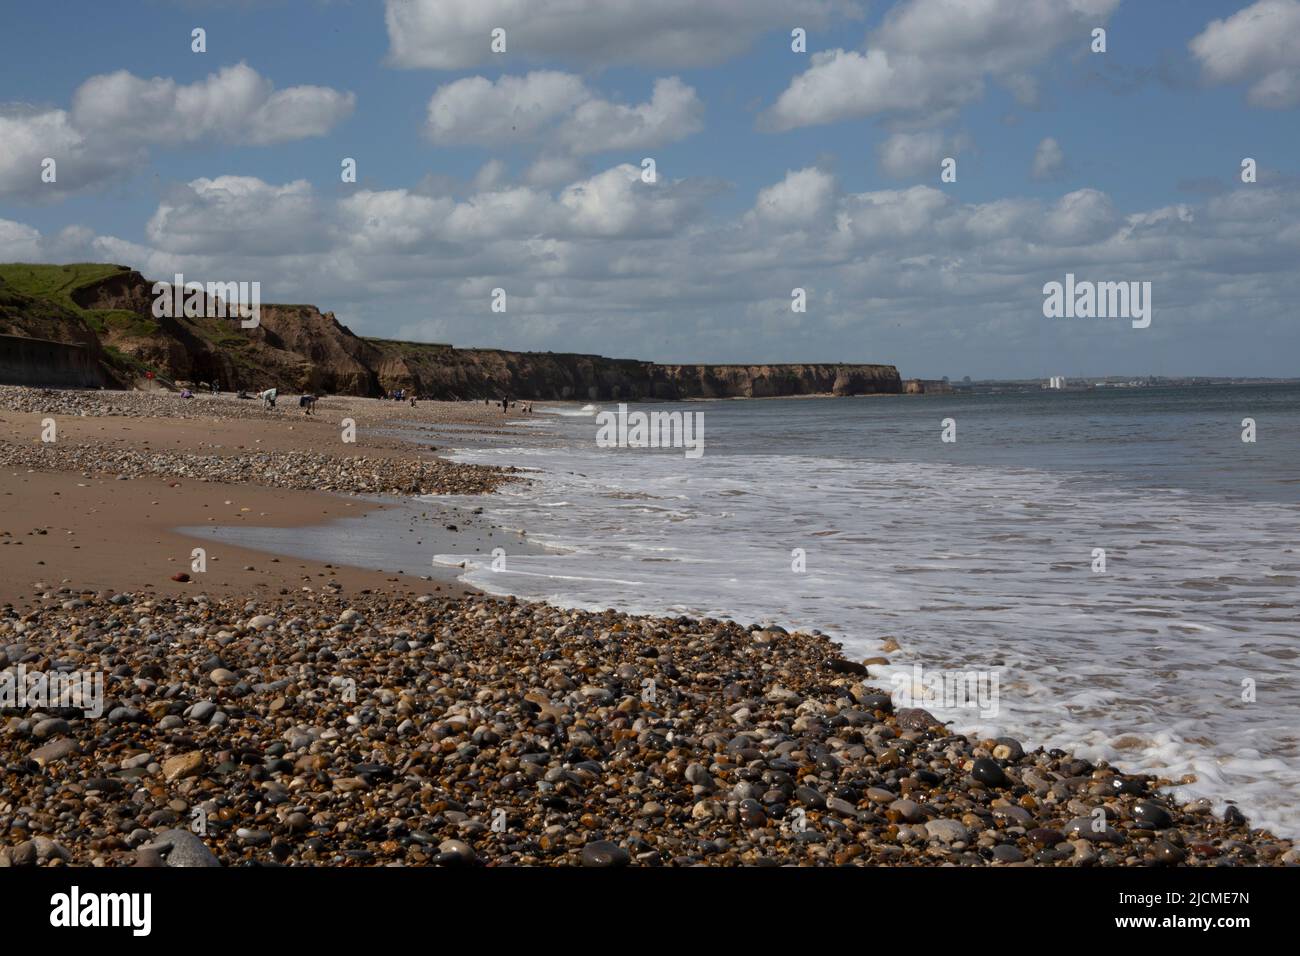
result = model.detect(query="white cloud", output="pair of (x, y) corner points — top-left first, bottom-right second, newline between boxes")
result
(1031, 136), (1065, 180)
(1190, 0), (1300, 108)
(426, 72), (587, 145)
(72, 63), (355, 146)
(559, 77), (703, 154)
(425, 73), (703, 155)
(145, 177), (325, 255)
(385, 0), (861, 69)
(835, 185), (954, 244)
(1041, 187), (1116, 243)
(472, 159), (510, 192)
(558, 164), (697, 237)
(0, 217), (43, 260)
(0, 107), (139, 202)
(750, 167), (837, 227)
(762, 0), (1121, 131)
(335, 163), (706, 246)
(0, 64), (353, 201)
(878, 130), (964, 178)
(9, 162), (1300, 377)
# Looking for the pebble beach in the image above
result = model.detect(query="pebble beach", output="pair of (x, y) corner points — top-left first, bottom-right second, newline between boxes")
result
(0, 387), (1292, 867)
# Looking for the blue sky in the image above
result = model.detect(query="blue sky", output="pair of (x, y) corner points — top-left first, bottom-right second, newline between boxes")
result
(2, 0), (1298, 379)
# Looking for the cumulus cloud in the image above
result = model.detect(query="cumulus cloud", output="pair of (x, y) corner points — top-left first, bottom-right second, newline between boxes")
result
(877, 130), (972, 178)
(72, 63), (354, 146)
(0, 63), (353, 201)
(145, 177), (326, 255)
(385, 0), (861, 69)
(762, 0), (1121, 131)
(0, 107), (138, 202)
(0, 217), (43, 260)
(9, 161), (1300, 376)
(309, 163), (710, 252)
(1031, 136), (1066, 180)
(750, 167), (837, 227)
(1040, 187), (1115, 242)
(425, 73), (703, 155)
(1190, 0), (1300, 108)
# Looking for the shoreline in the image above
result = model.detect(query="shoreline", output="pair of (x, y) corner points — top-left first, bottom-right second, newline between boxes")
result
(0, 387), (526, 606)
(0, 386), (1292, 866)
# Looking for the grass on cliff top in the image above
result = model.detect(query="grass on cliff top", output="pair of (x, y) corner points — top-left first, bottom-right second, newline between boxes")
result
(366, 337), (454, 352)
(0, 263), (130, 304)
(0, 263), (162, 338)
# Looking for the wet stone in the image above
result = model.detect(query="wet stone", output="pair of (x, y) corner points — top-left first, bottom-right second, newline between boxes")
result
(581, 840), (630, 868)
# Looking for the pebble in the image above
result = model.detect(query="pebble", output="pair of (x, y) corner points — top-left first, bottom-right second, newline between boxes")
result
(889, 799), (925, 823)
(30, 738), (80, 765)
(0, 588), (1286, 869)
(1133, 801), (1174, 830)
(971, 757), (1011, 788)
(925, 820), (970, 845)
(33, 718), (71, 740)
(1064, 817), (1125, 844)
(188, 701), (217, 723)
(162, 751), (205, 781)
(139, 829), (221, 867)
(435, 839), (476, 866)
(581, 840), (630, 868)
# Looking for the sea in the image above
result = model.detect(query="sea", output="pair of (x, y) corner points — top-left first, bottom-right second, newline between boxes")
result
(433, 385), (1300, 839)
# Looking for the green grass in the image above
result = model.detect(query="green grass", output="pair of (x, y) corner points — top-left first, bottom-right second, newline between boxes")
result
(0, 263), (130, 305)
(0, 264), (168, 384)
(102, 344), (151, 376)
(0, 263), (147, 338)
(365, 337), (453, 352)
(84, 309), (158, 337)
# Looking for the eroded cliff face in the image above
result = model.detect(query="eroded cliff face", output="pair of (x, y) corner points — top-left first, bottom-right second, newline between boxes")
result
(6, 265), (903, 399)
(65, 272), (382, 394)
(650, 364), (900, 399)
(367, 348), (901, 400)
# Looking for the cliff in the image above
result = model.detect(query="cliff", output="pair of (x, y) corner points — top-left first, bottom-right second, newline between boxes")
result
(363, 346), (900, 400)
(0, 264), (902, 399)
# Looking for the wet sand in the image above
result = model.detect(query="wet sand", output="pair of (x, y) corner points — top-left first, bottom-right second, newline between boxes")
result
(0, 390), (532, 606)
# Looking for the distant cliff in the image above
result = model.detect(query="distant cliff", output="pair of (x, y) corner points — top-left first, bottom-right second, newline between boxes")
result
(369, 346), (901, 400)
(0, 264), (902, 399)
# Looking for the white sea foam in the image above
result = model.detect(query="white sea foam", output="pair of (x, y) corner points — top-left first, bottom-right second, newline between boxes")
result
(443, 433), (1300, 838)
(539, 403), (600, 417)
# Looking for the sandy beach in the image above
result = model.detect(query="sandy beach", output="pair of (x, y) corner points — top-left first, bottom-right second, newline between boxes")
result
(0, 388), (525, 605)
(0, 386), (1293, 868)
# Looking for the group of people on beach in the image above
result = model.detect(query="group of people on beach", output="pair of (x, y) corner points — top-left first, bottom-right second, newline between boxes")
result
(239, 387), (316, 414)
(485, 396), (533, 414)
(384, 388), (419, 407)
